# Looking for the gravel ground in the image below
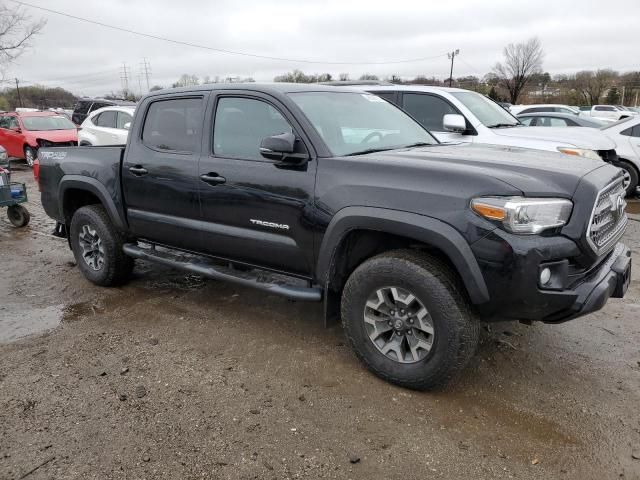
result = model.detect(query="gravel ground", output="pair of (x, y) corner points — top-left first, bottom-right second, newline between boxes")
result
(1, 166), (639, 480)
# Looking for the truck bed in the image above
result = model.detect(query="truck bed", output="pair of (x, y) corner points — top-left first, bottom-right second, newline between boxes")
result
(38, 146), (126, 225)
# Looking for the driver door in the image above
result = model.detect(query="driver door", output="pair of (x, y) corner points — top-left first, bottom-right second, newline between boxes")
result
(197, 92), (316, 276)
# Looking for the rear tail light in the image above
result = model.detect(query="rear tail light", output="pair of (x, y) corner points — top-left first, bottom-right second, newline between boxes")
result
(33, 158), (40, 189)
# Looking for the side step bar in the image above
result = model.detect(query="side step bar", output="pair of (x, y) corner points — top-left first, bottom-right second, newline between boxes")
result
(122, 243), (323, 302)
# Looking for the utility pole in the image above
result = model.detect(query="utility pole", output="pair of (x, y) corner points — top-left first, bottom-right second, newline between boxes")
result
(120, 63), (130, 98)
(15, 78), (23, 108)
(447, 49), (460, 88)
(141, 58), (151, 92)
(621, 85), (625, 105)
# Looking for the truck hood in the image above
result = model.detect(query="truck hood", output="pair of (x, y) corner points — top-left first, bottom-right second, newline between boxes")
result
(491, 126), (616, 150)
(368, 143), (606, 196)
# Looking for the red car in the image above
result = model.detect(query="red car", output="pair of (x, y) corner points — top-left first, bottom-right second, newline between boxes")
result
(0, 111), (78, 167)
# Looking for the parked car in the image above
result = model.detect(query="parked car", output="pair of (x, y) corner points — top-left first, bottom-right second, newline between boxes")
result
(580, 105), (636, 122)
(72, 98), (135, 125)
(356, 85), (617, 162)
(38, 83), (630, 390)
(79, 106), (135, 146)
(600, 117), (640, 196)
(510, 104), (580, 116)
(0, 111), (78, 167)
(517, 112), (607, 128)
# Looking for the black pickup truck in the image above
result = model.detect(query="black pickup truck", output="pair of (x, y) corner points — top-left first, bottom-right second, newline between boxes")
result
(38, 84), (631, 389)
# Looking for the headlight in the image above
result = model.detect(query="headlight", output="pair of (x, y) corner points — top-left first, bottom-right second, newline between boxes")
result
(557, 147), (601, 161)
(471, 197), (573, 234)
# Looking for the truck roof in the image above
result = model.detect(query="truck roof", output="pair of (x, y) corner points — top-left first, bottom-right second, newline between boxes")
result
(145, 82), (367, 98)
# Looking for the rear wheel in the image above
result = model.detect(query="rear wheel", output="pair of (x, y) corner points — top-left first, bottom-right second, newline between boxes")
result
(24, 146), (36, 168)
(341, 250), (480, 390)
(70, 205), (133, 286)
(7, 204), (30, 227)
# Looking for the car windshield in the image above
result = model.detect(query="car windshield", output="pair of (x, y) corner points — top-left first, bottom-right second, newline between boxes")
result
(288, 91), (437, 156)
(451, 91), (521, 128)
(22, 115), (76, 131)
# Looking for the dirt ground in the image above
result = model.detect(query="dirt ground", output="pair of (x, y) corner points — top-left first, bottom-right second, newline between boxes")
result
(1, 166), (639, 480)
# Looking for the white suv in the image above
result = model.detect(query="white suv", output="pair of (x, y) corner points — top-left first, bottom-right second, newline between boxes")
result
(79, 106), (135, 146)
(360, 85), (616, 161)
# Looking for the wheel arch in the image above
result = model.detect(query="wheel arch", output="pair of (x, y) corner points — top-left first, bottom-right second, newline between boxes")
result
(317, 207), (490, 324)
(59, 176), (126, 230)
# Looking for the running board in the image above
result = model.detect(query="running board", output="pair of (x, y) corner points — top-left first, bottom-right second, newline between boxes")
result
(122, 243), (322, 302)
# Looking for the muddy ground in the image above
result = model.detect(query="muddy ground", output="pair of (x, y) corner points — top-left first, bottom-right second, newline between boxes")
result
(1, 166), (639, 480)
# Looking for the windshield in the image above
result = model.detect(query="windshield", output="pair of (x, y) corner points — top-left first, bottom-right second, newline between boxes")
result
(22, 115), (76, 131)
(288, 92), (437, 156)
(451, 91), (520, 128)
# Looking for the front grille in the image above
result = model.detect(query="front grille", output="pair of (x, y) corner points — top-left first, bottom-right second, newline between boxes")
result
(597, 149), (618, 163)
(587, 178), (627, 254)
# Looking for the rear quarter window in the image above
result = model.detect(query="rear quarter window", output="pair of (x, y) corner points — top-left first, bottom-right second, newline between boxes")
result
(142, 97), (204, 153)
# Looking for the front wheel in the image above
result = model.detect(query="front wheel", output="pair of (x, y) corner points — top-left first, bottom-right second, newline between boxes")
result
(69, 205), (133, 286)
(7, 204), (30, 227)
(24, 146), (36, 168)
(341, 250), (480, 390)
(615, 160), (639, 197)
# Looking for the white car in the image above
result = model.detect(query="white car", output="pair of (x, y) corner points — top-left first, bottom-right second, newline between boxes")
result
(510, 104), (580, 116)
(601, 116), (640, 195)
(79, 106), (135, 146)
(579, 105), (637, 122)
(360, 85), (616, 161)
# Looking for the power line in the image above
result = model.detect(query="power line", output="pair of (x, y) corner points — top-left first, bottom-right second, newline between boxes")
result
(11, 0), (449, 65)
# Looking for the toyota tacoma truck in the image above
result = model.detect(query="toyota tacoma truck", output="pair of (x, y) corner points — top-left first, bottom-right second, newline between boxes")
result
(38, 84), (631, 390)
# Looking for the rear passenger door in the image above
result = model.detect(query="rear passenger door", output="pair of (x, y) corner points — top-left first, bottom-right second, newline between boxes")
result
(197, 92), (316, 276)
(122, 95), (206, 250)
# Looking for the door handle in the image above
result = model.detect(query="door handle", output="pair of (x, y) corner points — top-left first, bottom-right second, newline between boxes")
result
(128, 165), (148, 176)
(200, 173), (226, 185)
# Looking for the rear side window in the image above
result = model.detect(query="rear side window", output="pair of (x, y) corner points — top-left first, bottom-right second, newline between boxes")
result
(402, 93), (457, 131)
(142, 97), (203, 153)
(95, 111), (117, 128)
(213, 97), (293, 160)
(622, 125), (640, 137)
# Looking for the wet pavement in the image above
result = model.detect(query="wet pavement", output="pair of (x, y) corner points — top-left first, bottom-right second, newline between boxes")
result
(1, 167), (640, 479)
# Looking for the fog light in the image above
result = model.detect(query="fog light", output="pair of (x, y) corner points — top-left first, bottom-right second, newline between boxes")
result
(539, 267), (551, 285)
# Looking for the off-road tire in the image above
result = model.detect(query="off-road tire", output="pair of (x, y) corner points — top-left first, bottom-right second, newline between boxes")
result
(70, 205), (133, 286)
(7, 204), (30, 227)
(341, 249), (480, 390)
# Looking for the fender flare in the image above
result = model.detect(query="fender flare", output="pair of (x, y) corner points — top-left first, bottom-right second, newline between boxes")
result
(58, 176), (126, 230)
(316, 206), (490, 304)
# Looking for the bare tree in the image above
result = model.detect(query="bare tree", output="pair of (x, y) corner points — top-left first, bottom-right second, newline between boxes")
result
(571, 69), (617, 105)
(0, 4), (46, 75)
(492, 37), (544, 104)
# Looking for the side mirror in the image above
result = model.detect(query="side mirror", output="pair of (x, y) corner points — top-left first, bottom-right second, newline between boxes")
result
(260, 132), (296, 159)
(123, 122), (131, 130)
(443, 114), (467, 133)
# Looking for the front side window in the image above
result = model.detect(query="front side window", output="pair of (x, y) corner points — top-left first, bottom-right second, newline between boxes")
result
(116, 111), (133, 129)
(402, 93), (458, 131)
(0, 116), (9, 129)
(289, 92), (436, 156)
(95, 111), (117, 128)
(213, 97), (293, 160)
(21, 116), (75, 131)
(519, 117), (534, 126)
(451, 91), (520, 127)
(142, 98), (203, 153)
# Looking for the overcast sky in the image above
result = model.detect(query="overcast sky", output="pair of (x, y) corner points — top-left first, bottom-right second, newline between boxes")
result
(5, 0), (640, 97)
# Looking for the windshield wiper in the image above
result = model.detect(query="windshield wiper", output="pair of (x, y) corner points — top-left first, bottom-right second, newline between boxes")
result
(487, 123), (520, 128)
(344, 147), (398, 156)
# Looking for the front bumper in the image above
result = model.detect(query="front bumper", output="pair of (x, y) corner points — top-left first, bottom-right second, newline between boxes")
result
(472, 229), (631, 323)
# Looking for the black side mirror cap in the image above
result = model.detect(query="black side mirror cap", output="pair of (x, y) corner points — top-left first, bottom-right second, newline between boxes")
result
(260, 132), (296, 159)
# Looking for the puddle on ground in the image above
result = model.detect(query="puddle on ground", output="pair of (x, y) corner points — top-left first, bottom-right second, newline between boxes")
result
(0, 304), (64, 343)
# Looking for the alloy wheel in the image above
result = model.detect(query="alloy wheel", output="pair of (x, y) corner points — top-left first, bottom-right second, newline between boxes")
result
(364, 286), (435, 363)
(78, 224), (105, 271)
